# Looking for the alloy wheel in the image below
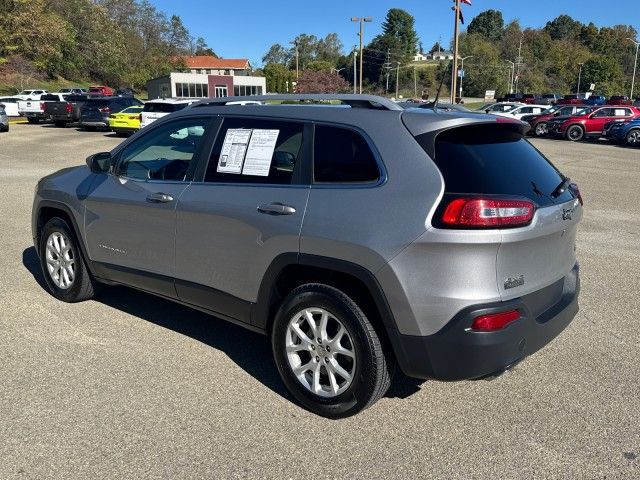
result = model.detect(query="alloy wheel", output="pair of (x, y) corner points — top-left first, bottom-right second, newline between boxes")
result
(45, 231), (75, 289)
(285, 307), (356, 398)
(627, 130), (640, 145)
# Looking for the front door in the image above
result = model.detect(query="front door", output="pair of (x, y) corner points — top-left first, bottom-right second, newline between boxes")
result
(84, 116), (213, 295)
(215, 85), (228, 98)
(174, 117), (311, 324)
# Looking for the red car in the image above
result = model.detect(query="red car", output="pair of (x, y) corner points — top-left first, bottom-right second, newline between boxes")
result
(556, 94), (586, 105)
(88, 85), (114, 96)
(547, 105), (640, 141)
(522, 104), (589, 136)
(521, 93), (540, 104)
(607, 95), (633, 106)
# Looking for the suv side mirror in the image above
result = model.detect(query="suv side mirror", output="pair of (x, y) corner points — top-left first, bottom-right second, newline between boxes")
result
(86, 152), (112, 173)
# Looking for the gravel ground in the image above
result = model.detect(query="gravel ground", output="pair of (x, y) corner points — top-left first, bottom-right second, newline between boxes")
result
(0, 123), (638, 479)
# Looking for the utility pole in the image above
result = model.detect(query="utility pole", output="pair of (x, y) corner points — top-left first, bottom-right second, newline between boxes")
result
(628, 37), (640, 99)
(352, 46), (358, 94)
(293, 41), (299, 80)
(450, 0), (461, 104)
(414, 66), (417, 97)
(459, 55), (472, 100)
(506, 60), (515, 94)
(351, 16), (372, 94)
(514, 33), (523, 94)
(395, 62), (401, 99)
(577, 63), (584, 95)
(384, 49), (392, 93)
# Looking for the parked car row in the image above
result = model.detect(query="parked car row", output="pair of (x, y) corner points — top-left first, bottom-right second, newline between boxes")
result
(479, 101), (640, 146)
(1, 91), (197, 136)
(498, 92), (639, 107)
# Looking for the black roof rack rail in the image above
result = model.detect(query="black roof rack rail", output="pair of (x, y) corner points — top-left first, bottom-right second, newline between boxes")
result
(189, 94), (403, 111)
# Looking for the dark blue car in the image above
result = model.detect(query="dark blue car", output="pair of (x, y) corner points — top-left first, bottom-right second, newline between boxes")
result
(604, 118), (640, 146)
(585, 95), (606, 106)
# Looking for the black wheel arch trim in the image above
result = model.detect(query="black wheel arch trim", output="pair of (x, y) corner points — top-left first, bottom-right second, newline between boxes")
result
(35, 200), (97, 278)
(251, 253), (398, 333)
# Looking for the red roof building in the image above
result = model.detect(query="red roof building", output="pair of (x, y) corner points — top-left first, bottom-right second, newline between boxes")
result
(177, 56), (252, 75)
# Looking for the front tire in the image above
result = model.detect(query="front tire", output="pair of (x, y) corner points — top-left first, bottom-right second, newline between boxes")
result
(272, 284), (392, 418)
(534, 122), (547, 136)
(566, 125), (584, 142)
(39, 217), (97, 302)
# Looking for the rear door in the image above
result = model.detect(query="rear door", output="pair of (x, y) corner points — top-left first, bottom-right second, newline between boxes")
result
(426, 123), (582, 300)
(174, 116), (311, 323)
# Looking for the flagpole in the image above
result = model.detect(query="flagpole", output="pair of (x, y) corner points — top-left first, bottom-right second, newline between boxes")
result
(451, 0), (460, 104)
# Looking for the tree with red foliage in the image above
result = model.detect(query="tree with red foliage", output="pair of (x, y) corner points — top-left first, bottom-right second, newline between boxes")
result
(295, 70), (350, 93)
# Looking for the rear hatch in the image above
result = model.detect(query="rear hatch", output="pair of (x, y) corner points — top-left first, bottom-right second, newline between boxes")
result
(82, 99), (111, 120)
(141, 102), (187, 126)
(413, 120), (582, 301)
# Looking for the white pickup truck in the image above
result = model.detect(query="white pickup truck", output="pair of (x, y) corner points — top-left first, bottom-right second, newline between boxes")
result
(18, 93), (66, 124)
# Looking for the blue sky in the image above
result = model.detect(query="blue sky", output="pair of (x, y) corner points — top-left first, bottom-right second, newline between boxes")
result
(150, 0), (640, 66)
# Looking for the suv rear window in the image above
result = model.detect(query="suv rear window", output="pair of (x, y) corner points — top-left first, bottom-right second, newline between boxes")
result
(423, 124), (574, 207)
(41, 94), (61, 101)
(313, 125), (379, 183)
(143, 103), (187, 113)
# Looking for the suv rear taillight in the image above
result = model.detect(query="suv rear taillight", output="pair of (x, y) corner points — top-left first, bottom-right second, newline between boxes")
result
(569, 183), (583, 205)
(441, 198), (535, 228)
(471, 310), (520, 331)
(65, 103), (73, 114)
(40, 102), (45, 111)
(99, 106), (111, 113)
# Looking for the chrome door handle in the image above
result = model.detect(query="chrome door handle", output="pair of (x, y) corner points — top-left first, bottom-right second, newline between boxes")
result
(146, 192), (174, 203)
(257, 202), (296, 215)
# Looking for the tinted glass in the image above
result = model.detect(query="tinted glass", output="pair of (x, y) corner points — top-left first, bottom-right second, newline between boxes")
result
(313, 125), (379, 183)
(41, 94), (61, 101)
(121, 106), (143, 114)
(84, 99), (110, 108)
(143, 103), (186, 113)
(423, 124), (573, 207)
(205, 117), (304, 185)
(118, 118), (209, 181)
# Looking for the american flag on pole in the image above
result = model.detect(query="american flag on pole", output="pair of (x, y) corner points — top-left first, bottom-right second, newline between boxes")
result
(461, 0), (472, 4)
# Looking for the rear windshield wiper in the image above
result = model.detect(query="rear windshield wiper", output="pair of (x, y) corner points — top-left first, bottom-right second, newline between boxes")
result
(550, 176), (571, 198)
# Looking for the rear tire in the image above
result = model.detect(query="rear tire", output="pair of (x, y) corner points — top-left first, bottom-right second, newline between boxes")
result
(39, 217), (97, 303)
(54, 121), (68, 128)
(626, 129), (640, 146)
(272, 283), (392, 418)
(566, 125), (584, 142)
(27, 117), (39, 124)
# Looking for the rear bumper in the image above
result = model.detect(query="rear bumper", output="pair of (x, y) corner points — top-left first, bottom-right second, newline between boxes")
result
(388, 263), (580, 380)
(80, 120), (109, 127)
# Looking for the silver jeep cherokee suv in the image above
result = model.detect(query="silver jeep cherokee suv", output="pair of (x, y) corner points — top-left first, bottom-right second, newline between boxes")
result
(32, 94), (582, 418)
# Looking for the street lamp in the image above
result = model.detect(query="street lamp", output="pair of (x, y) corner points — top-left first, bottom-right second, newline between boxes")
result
(351, 16), (372, 94)
(332, 67), (345, 76)
(506, 60), (515, 94)
(459, 55), (473, 99)
(628, 37), (640, 99)
(577, 62), (584, 95)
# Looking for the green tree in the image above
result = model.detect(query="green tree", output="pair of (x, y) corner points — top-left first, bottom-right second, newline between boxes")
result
(467, 9), (504, 42)
(380, 8), (418, 62)
(316, 33), (343, 64)
(544, 15), (583, 41)
(306, 60), (334, 72)
(262, 43), (291, 65)
(263, 63), (295, 93)
(582, 56), (625, 95)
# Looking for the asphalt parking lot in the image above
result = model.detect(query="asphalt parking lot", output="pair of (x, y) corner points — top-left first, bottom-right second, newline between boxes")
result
(0, 123), (638, 479)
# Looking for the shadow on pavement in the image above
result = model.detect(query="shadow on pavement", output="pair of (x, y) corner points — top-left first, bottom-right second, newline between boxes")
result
(22, 246), (425, 405)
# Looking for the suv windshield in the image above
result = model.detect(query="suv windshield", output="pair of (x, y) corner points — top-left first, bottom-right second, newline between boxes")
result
(418, 124), (574, 208)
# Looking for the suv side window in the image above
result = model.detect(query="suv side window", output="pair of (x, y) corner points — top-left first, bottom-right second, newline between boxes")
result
(593, 108), (612, 117)
(117, 117), (210, 181)
(313, 125), (379, 183)
(204, 117), (304, 184)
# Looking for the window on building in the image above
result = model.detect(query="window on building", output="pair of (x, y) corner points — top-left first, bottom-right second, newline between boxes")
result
(175, 83), (209, 98)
